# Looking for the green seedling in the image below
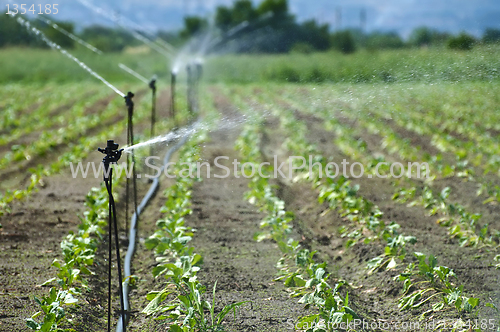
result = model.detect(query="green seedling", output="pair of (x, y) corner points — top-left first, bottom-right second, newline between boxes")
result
(234, 119), (360, 331)
(395, 252), (480, 317)
(367, 232), (417, 274)
(26, 287), (78, 332)
(144, 141), (246, 331)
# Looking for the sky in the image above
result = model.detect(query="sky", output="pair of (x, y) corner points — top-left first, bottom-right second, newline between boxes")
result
(19, 0), (500, 38)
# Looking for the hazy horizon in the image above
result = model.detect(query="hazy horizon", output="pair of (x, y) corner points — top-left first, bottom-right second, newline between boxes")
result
(5, 0), (500, 38)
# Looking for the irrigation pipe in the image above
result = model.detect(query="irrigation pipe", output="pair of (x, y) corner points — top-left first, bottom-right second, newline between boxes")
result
(116, 124), (195, 332)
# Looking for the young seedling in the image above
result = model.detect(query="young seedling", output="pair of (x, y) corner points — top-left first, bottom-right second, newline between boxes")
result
(395, 252), (480, 318)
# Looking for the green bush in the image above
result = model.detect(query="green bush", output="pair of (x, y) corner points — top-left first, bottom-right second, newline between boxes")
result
(331, 30), (356, 54)
(447, 33), (475, 50)
(271, 66), (301, 82)
(366, 32), (404, 50)
(290, 42), (314, 54)
(483, 28), (500, 44)
(409, 27), (450, 47)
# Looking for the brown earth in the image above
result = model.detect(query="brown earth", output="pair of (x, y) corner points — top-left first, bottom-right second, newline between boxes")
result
(1, 83), (499, 332)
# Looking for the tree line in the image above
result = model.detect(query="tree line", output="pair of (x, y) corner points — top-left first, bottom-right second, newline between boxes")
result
(1, 0), (499, 53)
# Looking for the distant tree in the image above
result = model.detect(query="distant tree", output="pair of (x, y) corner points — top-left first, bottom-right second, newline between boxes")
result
(156, 30), (184, 48)
(483, 28), (500, 44)
(232, 0), (258, 25)
(331, 30), (356, 54)
(216, 0), (288, 31)
(0, 15), (28, 47)
(213, 0), (325, 53)
(447, 32), (475, 50)
(409, 27), (449, 47)
(409, 27), (432, 46)
(206, 0), (331, 53)
(215, 6), (234, 30)
(290, 42), (314, 53)
(37, 19), (75, 49)
(366, 31), (404, 49)
(214, 0), (260, 31)
(298, 20), (330, 51)
(0, 15), (44, 48)
(180, 16), (208, 39)
(257, 0), (288, 18)
(80, 25), (137, 52)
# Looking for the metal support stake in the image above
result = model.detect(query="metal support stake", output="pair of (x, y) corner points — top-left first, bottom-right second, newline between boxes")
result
(149, 78), (157, 140)
(194, 62), (203, 114)
(187, 64), (193, 115)
(98, 140), (126, 332)
(125, 92), (139, 235)
(148, 79), (157, 174)
(171, 71), (177, 128)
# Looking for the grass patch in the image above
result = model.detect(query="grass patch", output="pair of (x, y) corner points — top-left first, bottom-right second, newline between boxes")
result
(204, 45), (500, 84)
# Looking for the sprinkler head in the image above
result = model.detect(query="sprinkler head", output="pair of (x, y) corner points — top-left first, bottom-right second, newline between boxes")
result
(98, 140), (123, 165)
(106, 140), (119, 151)
(149, 78), (156, 90)
(124, 91), (134, 108)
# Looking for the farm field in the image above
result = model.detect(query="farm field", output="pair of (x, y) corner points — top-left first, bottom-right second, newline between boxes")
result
(0, 46), (500, 332)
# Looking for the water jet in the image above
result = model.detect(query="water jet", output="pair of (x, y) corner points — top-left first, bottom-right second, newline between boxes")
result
(98, 140), (126, 332)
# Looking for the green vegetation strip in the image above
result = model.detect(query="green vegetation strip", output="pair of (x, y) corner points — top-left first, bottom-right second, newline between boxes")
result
(143, 133), (247, 331)
(235, 119), (359, 330)
(270, 83), (500, 248)
(26, 184), (112, 331)
(227, 85), (485, 328)
(0, 85), (146, 215)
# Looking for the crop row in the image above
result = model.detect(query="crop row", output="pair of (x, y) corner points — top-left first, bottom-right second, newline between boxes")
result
(264, 84), (500, 249)
(23, 86), (158, 331)
(0, 86), (147, 215)
(22, 79), (203, 331)
(228, 95), (361, 329)
(26, 184), (114, 331)
(0, 86), (104, 148)
(0, 84), (85, 132)
(143, 140), (246, 331)
(142, 93), (249, 331)
(225, 85), (485, 329)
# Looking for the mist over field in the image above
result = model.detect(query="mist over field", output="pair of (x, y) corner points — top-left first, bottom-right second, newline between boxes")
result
(44, 0), (500, 36)
(0, 0), (500, 331)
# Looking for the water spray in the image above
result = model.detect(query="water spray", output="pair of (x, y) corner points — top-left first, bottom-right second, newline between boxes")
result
(207, 12), (273, 52)
(97, 140), (126, 332)
(36, 16), (103, 55)
(122, 111), (264, 153)
(75, 0), (175, 57)
(14, 14), (124, 97)
(118, 63), (149, 85)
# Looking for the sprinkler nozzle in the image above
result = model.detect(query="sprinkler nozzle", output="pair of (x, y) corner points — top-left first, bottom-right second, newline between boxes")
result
(98, 140), (123, 166)
(149, 78), (156, 91)
(124, 91), (134, 108)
